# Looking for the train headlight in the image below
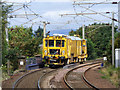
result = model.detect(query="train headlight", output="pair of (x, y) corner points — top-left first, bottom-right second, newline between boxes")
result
(62, 50), (65, 55)
(44, 50), (47, 55)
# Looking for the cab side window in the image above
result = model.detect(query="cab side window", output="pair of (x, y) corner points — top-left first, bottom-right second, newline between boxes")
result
(56, 40), (61, 47)
(49, 40), (54, 47)
(62, 40), (64, 47)
(45, 40), (48, 47)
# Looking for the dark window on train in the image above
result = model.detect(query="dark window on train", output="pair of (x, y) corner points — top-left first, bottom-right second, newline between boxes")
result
(81, 41), (83, 46)
(49, 40), (54, 47)
(62, 40), (65, 47)
(45, 40), (48, 47)
(56, 40), (61, 47)
(50, 49), (60, 55)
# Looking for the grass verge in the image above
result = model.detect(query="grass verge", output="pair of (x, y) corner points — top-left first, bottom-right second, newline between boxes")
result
(99, 64), (119, 87)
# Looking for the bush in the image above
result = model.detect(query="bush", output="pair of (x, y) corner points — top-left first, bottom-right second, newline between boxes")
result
(1, 65), (10, 80)
(87, 38), (97, 60)
(101, 65), (119, 87)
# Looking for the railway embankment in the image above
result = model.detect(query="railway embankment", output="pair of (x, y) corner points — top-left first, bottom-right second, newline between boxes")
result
(85, 65), (118, 88)
(2, 61), (119, 89)
(100, 65), (119, 88)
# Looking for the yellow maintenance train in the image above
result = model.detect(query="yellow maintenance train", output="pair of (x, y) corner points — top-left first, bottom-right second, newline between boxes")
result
(42, 34), (87, 67)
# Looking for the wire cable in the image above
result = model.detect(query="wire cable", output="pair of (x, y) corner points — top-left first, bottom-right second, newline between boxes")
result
(78, 5), (119, 22)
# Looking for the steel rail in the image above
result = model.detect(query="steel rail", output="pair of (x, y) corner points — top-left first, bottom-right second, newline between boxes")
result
(63, 61), (102, 89)
(82, 64), (100, 90)
(38, 69), (59, 90)
(12, 68), (47, 90)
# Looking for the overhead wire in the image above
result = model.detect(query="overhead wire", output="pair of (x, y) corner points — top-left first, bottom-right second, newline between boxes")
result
(72, 2), (104, 24)
(73, 1), (110, 26)
(5, 0), (71, 31)
(22, 17), (38, 25)
(87, 24), (112, 34)
(72, 2), (81, 26)
(25, 4), (42, 18)
(23, 4), (29, 20)
(77, 0), (113, 14)
(72, 0), (120, 26)
(71, 1), (114, 34)
(77, 4), (119, 22)
(8, 0), (32, 14)
(7, 0), (119, 31)
(8, 0), (43, 26)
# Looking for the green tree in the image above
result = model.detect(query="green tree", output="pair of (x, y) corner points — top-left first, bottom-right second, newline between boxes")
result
(8, 26), (41, 57)
(34, 26), (43, 44)
(87, 38), (97, 60)
(34, 26), (43, 54)
(115, 32), (120, 48)
(69, 30), (75, 36)
(107, 32), (120, 64)
(2, 4), (12, 65)
(7, 26), (42, 70)
(69, 23), (117, 60)
(34, 26), (43, 37)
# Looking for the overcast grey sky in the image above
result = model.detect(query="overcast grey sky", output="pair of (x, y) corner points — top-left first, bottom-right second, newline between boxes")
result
(2, 0), (119, 33)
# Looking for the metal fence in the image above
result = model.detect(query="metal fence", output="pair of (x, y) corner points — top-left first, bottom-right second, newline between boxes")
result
(26, 56), (43, 70)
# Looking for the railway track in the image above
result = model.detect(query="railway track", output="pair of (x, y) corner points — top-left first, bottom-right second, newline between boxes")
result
(12, 59), (102, 89)
(83, 65), (100, 89)
(12, 68), (54, 89)
(63, 61), (101, 89)
(38, 68), (60, 89)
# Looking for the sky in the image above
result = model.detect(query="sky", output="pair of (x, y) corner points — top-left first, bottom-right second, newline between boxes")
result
(2, 0), (120, 34)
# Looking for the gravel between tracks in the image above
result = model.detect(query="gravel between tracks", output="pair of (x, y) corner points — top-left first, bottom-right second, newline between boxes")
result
(65, 64), (100, 88)
(50, 63), (101, 89)
(39, 68), (62, 89)
(85, 66), (116, 88)
(50, 69), (70, 88)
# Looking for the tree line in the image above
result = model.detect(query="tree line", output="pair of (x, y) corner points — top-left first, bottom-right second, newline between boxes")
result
(1, 3), (43, 71)
(69, 23), (120, 64)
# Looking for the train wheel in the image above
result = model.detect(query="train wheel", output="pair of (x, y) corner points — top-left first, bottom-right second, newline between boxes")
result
(79, 58), (81, 62)
(80, 58), (83, 64)
(78, 58), (80, 62)
(84, 58), (86, 62)
(63, 60), (66, 66)
(80, 62), (83, 64)
(67, 59), (70, 64)
(49, 64), (55, 68)
(76, 58), (79, 62)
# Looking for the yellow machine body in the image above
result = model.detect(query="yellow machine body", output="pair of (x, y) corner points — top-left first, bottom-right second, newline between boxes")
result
(42, 34), (87, 66)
